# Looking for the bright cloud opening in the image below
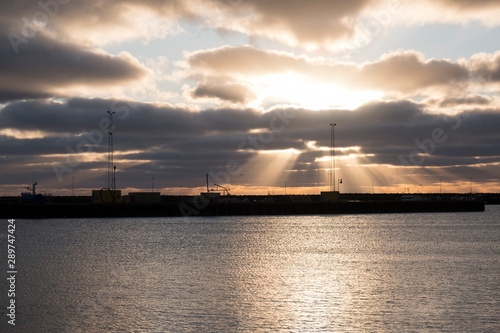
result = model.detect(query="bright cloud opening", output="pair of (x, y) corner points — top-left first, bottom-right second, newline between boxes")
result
(250, 72), (382, 110)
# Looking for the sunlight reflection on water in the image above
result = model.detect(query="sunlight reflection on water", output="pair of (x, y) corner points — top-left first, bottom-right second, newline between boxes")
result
(5, 206), (500, 332)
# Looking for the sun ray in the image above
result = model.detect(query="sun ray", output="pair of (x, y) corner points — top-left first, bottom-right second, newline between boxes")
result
(241, 149), (300, 188)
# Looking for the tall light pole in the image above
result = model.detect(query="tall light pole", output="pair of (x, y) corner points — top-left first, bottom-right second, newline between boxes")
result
(107, 111), (115, 190)
(330, 123), (336, 192)
(206, 173), (209, 193)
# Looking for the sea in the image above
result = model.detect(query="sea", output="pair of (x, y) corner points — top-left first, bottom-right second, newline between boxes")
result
(1, 206), (499, 332)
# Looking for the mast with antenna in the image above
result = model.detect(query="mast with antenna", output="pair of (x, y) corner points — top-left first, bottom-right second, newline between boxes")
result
(330, 123), (336, 192)
(107, 111), (115, 190)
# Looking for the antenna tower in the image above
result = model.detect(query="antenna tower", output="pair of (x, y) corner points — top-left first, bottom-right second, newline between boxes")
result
(330, 123), (336, 192)
(107, 111), (115, 190)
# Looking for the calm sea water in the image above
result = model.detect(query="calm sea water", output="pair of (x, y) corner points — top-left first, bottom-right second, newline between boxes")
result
(1, 206), (499, 332)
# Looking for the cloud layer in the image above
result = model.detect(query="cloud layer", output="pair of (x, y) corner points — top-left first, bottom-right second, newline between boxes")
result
(0, 34), (147, 102)
(187, 46), (499, 105)
(1, 98), (499, 193)
(3, 0), (500, 51)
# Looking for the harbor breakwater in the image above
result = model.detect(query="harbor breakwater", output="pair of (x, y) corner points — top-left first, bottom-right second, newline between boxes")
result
(1, 200), (485, 219)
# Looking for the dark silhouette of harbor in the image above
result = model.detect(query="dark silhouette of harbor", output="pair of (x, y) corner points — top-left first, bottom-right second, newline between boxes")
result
(1, 193), (492, 219)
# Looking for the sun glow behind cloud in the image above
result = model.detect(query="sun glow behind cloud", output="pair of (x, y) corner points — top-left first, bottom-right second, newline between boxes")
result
(0, 129), (57, 139)
(250, 72), (382, 110)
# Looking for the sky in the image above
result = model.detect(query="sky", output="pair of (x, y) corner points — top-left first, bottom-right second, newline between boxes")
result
(1, 0), (500, 196)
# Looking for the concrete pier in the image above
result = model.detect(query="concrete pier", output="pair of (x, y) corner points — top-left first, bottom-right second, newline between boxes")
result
(1, 199), (485, 219)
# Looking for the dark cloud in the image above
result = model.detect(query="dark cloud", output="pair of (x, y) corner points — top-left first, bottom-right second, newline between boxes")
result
(213, 0), (373, 48)
(1, 0), (499, 53)
(0, 0), (396, 51)
(0, 32), (146, 102)
(0, 91), (53, 104)
(4, 98), (499, 160)
(1, 98), (499, 194)
(187, 46), (314, 76)
(355, 51), (469, 92)
(0, 0), (193, 43)
(469, 51), (500, 82)
(0, 98), (263, 136)
(438, 95), (491, 108)
(191, 77), (257, 103)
